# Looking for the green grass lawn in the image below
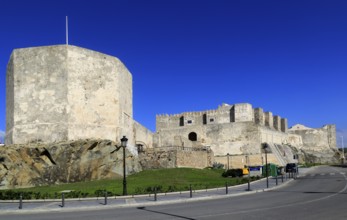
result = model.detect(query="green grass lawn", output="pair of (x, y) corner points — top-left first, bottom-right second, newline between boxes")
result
(0, 168), (259, 199)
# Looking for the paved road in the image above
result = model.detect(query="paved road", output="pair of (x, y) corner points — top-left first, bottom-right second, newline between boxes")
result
(1, 166), (347, 220)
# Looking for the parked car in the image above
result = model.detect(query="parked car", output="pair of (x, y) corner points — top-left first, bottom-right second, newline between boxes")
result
(285, 163), (297, 173)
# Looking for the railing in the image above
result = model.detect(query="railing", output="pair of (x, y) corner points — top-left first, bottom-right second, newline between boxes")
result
(150, 146), (211, 152)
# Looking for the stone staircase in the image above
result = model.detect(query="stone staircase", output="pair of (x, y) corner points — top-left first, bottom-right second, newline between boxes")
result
(267, 143), (293, 166)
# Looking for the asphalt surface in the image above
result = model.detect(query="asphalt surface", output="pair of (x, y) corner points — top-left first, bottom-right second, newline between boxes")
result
(1, 166), (346, 219)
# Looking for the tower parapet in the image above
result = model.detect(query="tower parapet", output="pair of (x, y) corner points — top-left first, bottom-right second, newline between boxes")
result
(273, 115), (281, 131)
(264, 112), (273, 128)
(281, 118), (288, 132)
(254, 108), (264, 125)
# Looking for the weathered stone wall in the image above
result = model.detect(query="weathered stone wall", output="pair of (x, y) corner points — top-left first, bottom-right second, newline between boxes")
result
(288, 124), (336, 150)
(6, 46), (69, 144)
(133, 120), (153, 150)
(287, 124), (338, 164)
(6, 45), (135, 146)
(214, 154), (279, 169)
(156, 122), (262, 156)
(176, 148), (214, 168)
(138, 147), (214, 169)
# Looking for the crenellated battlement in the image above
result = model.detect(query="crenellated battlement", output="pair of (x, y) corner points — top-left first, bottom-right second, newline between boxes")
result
(156, 102), (288, 132)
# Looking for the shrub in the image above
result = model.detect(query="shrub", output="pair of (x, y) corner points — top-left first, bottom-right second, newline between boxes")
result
(222, 169), (244, 178)
(212, 162), (224, 169)
(145, 185), (163, 193)
(166, 185), (177, 192)
(134, 187), (145, 194)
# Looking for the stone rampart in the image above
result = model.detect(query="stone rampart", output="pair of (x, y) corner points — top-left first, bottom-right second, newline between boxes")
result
(139, 146), (214, 169)
(214, 154), (279, 169)
(288, 124), (337, 150)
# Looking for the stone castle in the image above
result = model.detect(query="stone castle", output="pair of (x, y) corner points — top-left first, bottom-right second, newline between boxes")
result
(3, 45), (339, 185)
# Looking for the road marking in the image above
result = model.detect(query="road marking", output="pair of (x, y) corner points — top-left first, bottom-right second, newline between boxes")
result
(194, 167), (347, 219)
(320, 173), (325, 176)
(330, 173), (335, 175)
(310, 174), (315, 177)
(340, 172), (346, 175)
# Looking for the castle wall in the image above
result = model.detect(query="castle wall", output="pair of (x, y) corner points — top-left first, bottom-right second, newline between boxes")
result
(176, 149), (214, 168)
(259, 126), (303, 146)
(139, 147), (213, 169)
(6, 45), (134, 145)
(156, 122), (262, 156)
(214, 154), (279, 169)
(288, 124), (337, 150)
(133, 120), (153, 150)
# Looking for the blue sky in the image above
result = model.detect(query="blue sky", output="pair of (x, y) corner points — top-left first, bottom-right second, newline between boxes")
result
(0, 0), (346, 146)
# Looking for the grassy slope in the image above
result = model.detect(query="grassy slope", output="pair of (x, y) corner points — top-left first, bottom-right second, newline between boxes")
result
(1, 168), (256, 199)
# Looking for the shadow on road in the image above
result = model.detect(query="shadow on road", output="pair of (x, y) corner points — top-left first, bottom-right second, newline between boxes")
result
(137, 206), (196, 220)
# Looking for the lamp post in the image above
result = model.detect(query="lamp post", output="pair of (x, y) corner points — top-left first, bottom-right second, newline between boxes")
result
(227, 153), (230, 170)
(246, 155), (251, 191)
(262, 143), (269, 188)
(342, 136), (345, 164)
(121, 136), (128, 196)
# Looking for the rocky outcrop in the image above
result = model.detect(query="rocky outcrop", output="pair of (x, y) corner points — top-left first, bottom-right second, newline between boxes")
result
(285, 144), (340, 164)
(0, 139), (141, 189)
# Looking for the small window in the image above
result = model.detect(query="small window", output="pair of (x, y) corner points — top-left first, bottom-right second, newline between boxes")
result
(137, 144), (144, 153)
(210, 118), (214, 122)
(179, 116), (184, 126)
(187, 120), (192, 124)
(188, 132), (197, 141)
(203, 114), (207, 124)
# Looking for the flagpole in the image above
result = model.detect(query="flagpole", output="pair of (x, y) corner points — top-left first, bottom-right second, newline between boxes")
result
(66, 16), (69, 45)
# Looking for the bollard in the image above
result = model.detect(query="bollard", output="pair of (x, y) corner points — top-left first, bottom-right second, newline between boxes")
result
(61, 193), (65, 207)
(104, 191), (107, 205)
(276, 175), (278, 185)
(189, 184), (192, 198)
(18, 193), (23, 209)
(225, 182), (228, 194)
(154, 187), (157, 201)
(281, 174), (284, 183)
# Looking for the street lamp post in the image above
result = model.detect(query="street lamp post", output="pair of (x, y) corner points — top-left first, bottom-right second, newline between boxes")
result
(121, 136), (128, 196)
(227, 153), (230, 170)
(246, 155), (251, 191)
(342, 136), (345, 164)
(262, 143), (269, 188)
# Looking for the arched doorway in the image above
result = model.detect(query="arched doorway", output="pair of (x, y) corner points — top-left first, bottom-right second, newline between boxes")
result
(188, 132), (197, 141)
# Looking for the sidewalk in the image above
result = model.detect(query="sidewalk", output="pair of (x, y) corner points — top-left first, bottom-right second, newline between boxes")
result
(0, 168), (309, 214)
